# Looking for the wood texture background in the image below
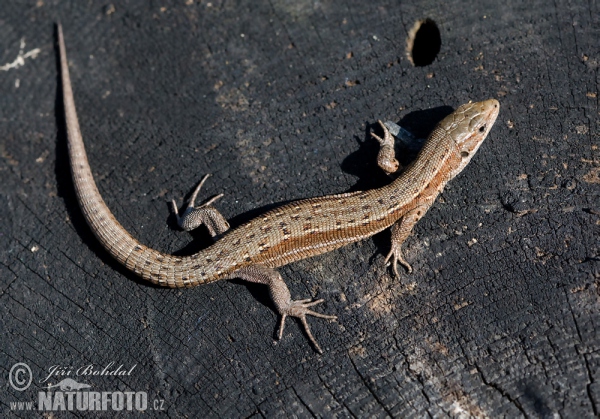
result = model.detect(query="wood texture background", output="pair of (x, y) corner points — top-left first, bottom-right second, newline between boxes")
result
(1, 0), (598, 416)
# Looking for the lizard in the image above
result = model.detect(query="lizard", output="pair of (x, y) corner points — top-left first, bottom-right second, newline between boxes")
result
(57, 24), (499, 353)
(46, 378), (91, 392)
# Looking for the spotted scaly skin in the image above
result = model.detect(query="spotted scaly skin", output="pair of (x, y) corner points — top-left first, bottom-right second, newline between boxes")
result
(58, 24), (499, 351)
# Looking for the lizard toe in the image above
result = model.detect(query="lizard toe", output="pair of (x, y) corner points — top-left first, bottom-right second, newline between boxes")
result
(277, 299), (336, 353)
(384, 247), (413, 277)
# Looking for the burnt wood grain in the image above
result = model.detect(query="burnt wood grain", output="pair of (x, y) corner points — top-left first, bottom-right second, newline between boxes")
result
(1, 0), (598, 417)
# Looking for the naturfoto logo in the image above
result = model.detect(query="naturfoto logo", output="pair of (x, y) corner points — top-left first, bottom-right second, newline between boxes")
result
(8, 362), (165, 413)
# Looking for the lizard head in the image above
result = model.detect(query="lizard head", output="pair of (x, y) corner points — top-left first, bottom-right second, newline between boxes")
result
(448, 99), (500, 174)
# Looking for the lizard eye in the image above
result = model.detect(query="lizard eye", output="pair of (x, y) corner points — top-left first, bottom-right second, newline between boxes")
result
(479, 124), (486, 133)
(461, 151), (469, 158)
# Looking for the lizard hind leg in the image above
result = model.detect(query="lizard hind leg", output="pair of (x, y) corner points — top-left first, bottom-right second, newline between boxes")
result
(171, 174), (230, 237)
(231, 265), (337, 353)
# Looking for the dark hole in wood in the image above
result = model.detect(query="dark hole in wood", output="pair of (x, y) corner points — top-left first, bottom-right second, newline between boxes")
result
(407, 19), (441, 67)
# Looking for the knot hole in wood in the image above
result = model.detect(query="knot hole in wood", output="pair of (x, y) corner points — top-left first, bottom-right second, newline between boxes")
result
(406, 18), (441, 67)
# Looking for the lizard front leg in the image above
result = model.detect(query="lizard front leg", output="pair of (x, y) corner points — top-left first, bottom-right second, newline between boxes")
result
(371, 120), (399, 174)
(171, 174), (230, 238)
(385, 204), (431, 278)
(231, 265), (337, 353)
(371, 120), (426, 174)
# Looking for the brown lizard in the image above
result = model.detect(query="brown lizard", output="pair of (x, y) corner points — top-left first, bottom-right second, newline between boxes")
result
(58, 25), (499, 352)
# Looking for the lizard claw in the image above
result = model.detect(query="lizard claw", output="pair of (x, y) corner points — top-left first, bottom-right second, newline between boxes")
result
(384, 245), (413, 278)
(277, 299), (337, 354)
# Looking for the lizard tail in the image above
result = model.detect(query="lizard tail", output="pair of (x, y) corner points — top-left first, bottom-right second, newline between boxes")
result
(58, 24), (206, 288)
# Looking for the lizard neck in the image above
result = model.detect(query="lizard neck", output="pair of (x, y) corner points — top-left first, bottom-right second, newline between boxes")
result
(385, 126), (460, 209)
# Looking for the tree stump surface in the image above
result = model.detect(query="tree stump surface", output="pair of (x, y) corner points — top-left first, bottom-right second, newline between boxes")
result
(1, 1), (598, 417)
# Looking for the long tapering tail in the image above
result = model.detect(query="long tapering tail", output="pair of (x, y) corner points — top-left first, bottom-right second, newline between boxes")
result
(58, 24), (207, 288)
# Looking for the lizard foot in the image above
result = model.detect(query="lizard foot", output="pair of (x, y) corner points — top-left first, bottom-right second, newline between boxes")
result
(171, 174), (230, 236)
(277, 299), (337, 354)
(384, 245), (413, 278)
(233, 266), (336, 353)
